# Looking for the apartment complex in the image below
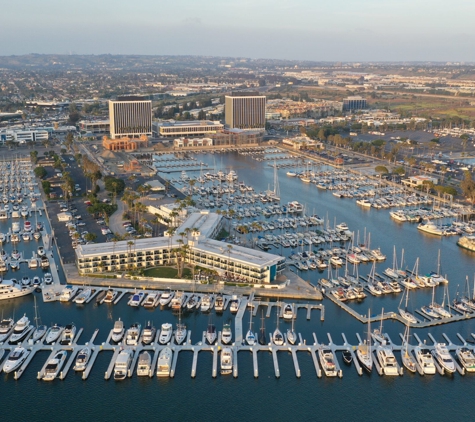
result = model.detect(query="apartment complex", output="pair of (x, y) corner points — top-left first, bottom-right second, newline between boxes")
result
(109, 96), (152, 139)
(152, 120), (224, 137)
(225, 92), (266, 130)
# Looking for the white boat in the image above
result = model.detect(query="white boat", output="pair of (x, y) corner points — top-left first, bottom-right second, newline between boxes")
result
(74, 288), (92, 304)
(356, 310), (373, 372)
(129, 292), (144, 307)
(401, 326), (417, 373)
(0, 317), (14, 342)
(44, 273), (53, 284)
(417, 220), (444, 236)
(245, 308), (256, 346)
(282, 303), (294, 320)
(9, 314), (32, 344)
(159, 291), (174, 306)
(432, 343), (456, 373)
(456, 347), (475, 372)
(229, 297), (240, 313)
(356, 198), (372, 208)
(59, 285), (78, 302)
(113, 348), (134, 381)
(415, 346), (436, 374)
(141, 323), (156, 345)
(319, 347), (338, 377)
(37, 246), (45, 257)
(206, 318), (217, 345)
(170, 292), (185, 310)
(111, 319), (125, 343)
(220, 347), (233, 375)
(103, 289), (117, 304)
(200, 294), (211, 312)
(175, 306), (187, 345)
(43, 350), (67, 381)
(28, 257), (38, 269)
(125, 323), (141, 346)
(59, 324), (76, 345)
(286, 309), (298, 345)
(136, 351), (152, 376)
(159, 323), (173, 345)
(214, 294), (224, 312)
(2, 347), (29, 374)
(0, 279), (35, 301)
(221, 323), (232, 345)
(32, 296), (47, 342)
(272, 327), (284, 346)
(398, 288), (417, 324)
(45, 324), (63, 344)
(143, 293), (158, 308)
(73, 347), (91, 372)
(156, 347), (173, 377)
(376, 345), (399, 376)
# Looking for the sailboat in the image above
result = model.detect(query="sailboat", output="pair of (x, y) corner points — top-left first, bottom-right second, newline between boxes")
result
(245, 308), (256, 346)
(461, 275), (475, 310)
(266, 162), (280, 202)
(175, 306), (187, 345)
(272, 303), (284, 346)
(384, 246), (405, 279)
(205, 314), (217, 345)
(258, 310), (267, 345)
(398, 288), (418, 324)
(371, 308), (388, 344)
(356, 310), (373, 372)
(430, 283), (451, 318)
(32, 296), (47, 342)
(401, 325), (417, 373)
(421, 286), (442, 319)
(286, 308), (297, 345)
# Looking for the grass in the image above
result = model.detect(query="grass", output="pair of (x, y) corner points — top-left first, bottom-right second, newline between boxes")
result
(143, 266), (192, 279)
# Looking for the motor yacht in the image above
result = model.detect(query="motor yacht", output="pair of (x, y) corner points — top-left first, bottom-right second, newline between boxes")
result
(0, 317), (14, 342)
(159, 291), (174, 306)
(11, 249), (20, 260)
(456, 347), (475, 372)
(415, 347), (436, 374)
(2, 347), (30, 374)
(9, 314), (32, 344)
(376, 346), (399, 376)
(59, 285), (78, 302)
(111, 319), (125, 343)
(136, 351), (152, 377)
(220, 347), (233, 375)
(74, 288), (92, 304)
(28, 257), (38, 269)
(113, 348), (134, 381)
(125, 323), (141, 346)
(40, 256), (49, 268)
(156, 347), (173, 377)
(44, 273), (53, 284)
(433, 343), (456, 373)
(171, 292), (185, 310)
(73, 347), (91, 372)
(129, 292), (144, 307)
(45, 324), (63, 344)
(143, 293), (158, 308)
(141, 323), (156, 345)
(342, 350), (353, 365)
(221, 323), (232, 345)
(43, 350), (67, 381)
(229, 297), (240, 313)
(319, 347), (338, 377)
(214, 294), (224, 312)
(200, 294), (211, 312)
(59, 324), (76, 345)
(282, 303), (294, 320)
(37, 246), (45, 257)
(159, 323), (173, 344)
(103, 289), (117, 304)
(356, 342), (373, 372)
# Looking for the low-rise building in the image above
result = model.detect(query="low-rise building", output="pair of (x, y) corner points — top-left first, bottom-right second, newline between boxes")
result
(0, 129), (49, 144)
(102, 135), (149, 151)
(402, 175), (438, 187)
(79, 120), (110, 134)
(153, 120), (224, 138)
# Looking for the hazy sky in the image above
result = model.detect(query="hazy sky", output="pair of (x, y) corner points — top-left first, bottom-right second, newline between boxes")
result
(2, 0), (474, 61)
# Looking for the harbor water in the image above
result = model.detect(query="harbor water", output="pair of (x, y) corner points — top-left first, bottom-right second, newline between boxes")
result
(3, 150), (475, 421)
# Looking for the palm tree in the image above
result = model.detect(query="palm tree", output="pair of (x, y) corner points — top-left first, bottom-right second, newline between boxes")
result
(127, 240), (134, 270)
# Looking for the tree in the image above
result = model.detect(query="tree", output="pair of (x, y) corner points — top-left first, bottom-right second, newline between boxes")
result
(461, 170), (475, 202)
(104, 176), (125, 194)
(393, 166), (406, 175)
(84, 233), (97, 242)
(42, 180), (51, 195)
(375, 165), (389, 174)
(30, 150), (38, 164)
(34, 166), (47, 179)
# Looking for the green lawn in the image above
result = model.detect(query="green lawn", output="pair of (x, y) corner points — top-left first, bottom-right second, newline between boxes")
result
(143, 266), (191, 278)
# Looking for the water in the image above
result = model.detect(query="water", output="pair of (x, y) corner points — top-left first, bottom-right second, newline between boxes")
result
(3, 151), (475, 421)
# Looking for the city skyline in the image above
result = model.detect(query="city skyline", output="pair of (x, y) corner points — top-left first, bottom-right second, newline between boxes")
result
(1, 0), (474, 61)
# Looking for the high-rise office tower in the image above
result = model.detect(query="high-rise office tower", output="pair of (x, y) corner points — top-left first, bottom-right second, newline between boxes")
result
(109, 96), (152, 139)
(225, 92), (266, 129)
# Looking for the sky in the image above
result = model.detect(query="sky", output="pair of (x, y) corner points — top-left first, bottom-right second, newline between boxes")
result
(2, 0), (475, 61)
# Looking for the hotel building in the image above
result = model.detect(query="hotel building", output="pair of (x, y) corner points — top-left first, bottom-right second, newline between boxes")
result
(225, 92), (266, 130)
(109, 97), (152, 139)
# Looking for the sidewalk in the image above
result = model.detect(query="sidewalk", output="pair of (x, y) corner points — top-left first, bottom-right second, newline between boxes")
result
(108, 199), (127, 236)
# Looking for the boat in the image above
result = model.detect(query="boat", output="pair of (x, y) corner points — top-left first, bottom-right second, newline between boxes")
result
(44, 324), (63, 344)
(0, 278), (35, 300)
(9, 260), (19, 270)
(22, 232), (30, 241)
(200, 294), (211, 312)
(136, 351), (152, 376)
(40, 256), (49, 268)
(156, 347), (173, 377)
(3, 347), (29, 374)
(32, 296), (47, 342)
(28, 257), (38, 269)
(229, 296), (240, 313)
(186, 294), (198, 310)
(43, 350), (68, 381)
(456, 347), (475, 372)
(129, 291), (144, 307)
(342, 350), (353, 365)
(376, 345), (399, 376)
(44, 273), (53, 284)
(170, 291), (185, 310)
(398, 288), (417, 324)
(417, 220), (444, 236)
(286, 309), (297, 345)
(432, 343), (456, 373)
(220, 347), (233, 375)
(37, 246), (45, 257)
(415, 346), (436, 374)
(206, 317), (217, 345)
(282, 303), (294, 320)
(125, 323), (141, 346)
(73, 347), (91, 372)
(74, 288), (92, 304)
(371, 308), (388, 344)
(221, 322), (232, 345)
(59, 285), (78, 302)
(0, 317), (14, 342)
(356, 310), (373, 372)
(159, 291), (174, 306)
(319, 347), (338, 377)
(245, 309), (256, 346)
(59, 324), (76, 345)
(272, 305), (284, 346)
(401, 325), (417, 373)
(103, 289), (117, 304)
(141, 322), (156, 345)
(111, 319), (125, 343)
(143, 293), (158, 308)
(159, 323), (173, 345)
(113, 348), (134, 381)
(457, 235), (475, 252)
(175, 306), (187, 345)
(9, 314), (32, 344)
(214, 294), (224, 312)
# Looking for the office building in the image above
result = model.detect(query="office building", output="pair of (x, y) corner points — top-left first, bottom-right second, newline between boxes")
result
(0, 129), (49, 144)
(153, 120), (224, 138)
(109, 96), (152, 139)
(343, 96), (367, 111)
(225, 92), (266, 129)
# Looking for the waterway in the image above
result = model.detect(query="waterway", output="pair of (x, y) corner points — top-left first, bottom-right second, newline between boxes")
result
(3, 150), (475, 421)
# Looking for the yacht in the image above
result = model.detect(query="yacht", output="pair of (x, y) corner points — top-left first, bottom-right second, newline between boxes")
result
(206, 319), (217, 345)
(9, 260), (19, 270)
(376, 346), (399, 376)
(342, 350), (353, 365)
(432, 343), (456, 373)
(159, 291), (174, 306)
(113, 348), (134, 381)
(59, 324), (76, 345)
(28, 257), (38, 269)
(43, 350), (68, 381)
(282, 303), (294, 320)
(136, 351), (152, 376)
(74, 288), (92, 304)
(415, 347), (436, 374)
(456, 347), (475, 372)
(417, 221), (444, 236)
(45, 324), (63, 344)
(171, 292), (185, 310)
(59, 285), (78, 302)
(3, 347), (30, 374)
(221, 323), (232, 345)
(156, 347), (173, 377)
(220, 347), (233, 375)
(319, 347), (338, 377)
(103, 289), (117, 304)
(356, 342), (373, 372)
(214, 294), (224, 312)
(22, 232), (30, 241)
(37, 246), (45, 257)
(40, 256), (49, 268)
(9, 315), (32, 344)
(73, 347), (91, 372)
(125, 323), (141, 346)
(111, 319), (125, 343)
(44, 273), (53, 284)
(0, 317), (14, 342)
(272, 326), (284, 346)
(0, 279), (35, 300)
(143, 293), (158, 308)
(229, 297), (240, 313)
(158, 323), (173, 345)
(141, 323), (156, 345)
(200, 294), (211, 312)
(129, 292), (144, 307)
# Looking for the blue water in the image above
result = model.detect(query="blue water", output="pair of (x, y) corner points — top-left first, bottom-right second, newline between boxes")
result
(2, 151), (475, 421)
